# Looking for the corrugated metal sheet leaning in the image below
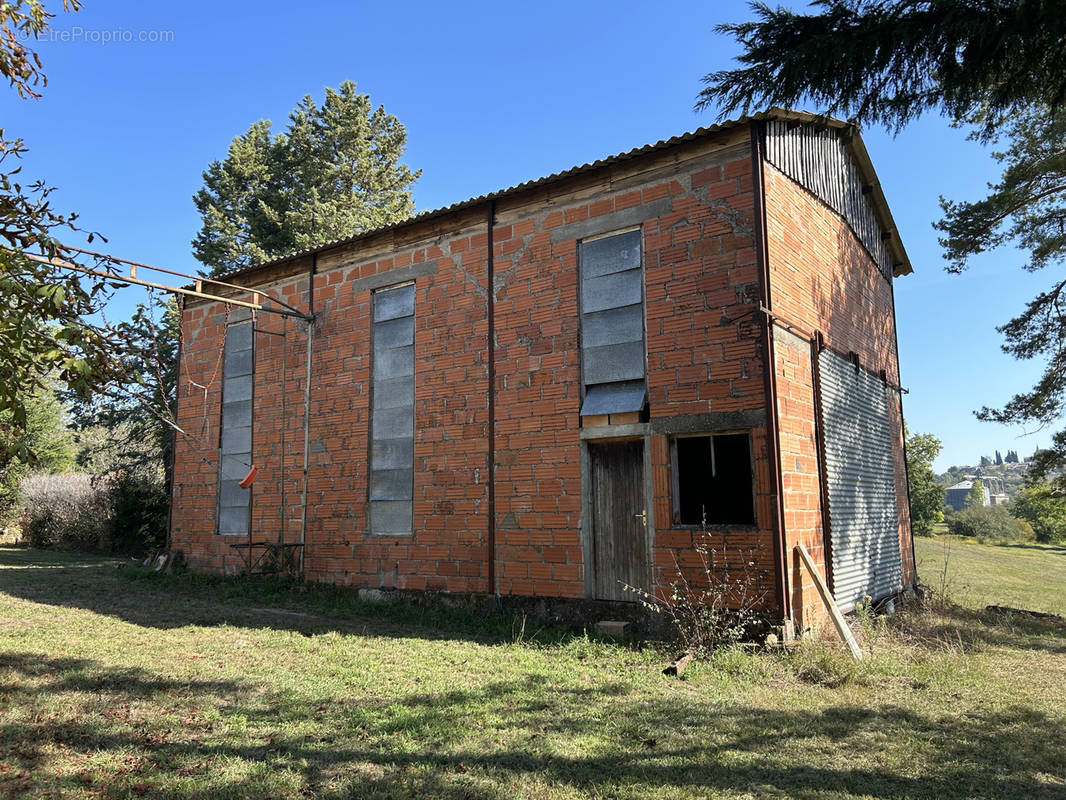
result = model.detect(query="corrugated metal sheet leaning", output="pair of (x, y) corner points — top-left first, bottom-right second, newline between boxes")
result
(819, 349), (903, 610)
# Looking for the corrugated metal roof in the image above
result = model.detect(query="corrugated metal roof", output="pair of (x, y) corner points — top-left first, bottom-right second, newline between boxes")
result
(216, 108), (913, 282)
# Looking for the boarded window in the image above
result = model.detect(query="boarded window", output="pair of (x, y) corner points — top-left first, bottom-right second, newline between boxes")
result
(370, 283), (415, 536)
(218, 320), (253, 536)
(579, 230), (647, 416)
(673, 433), (755, 526)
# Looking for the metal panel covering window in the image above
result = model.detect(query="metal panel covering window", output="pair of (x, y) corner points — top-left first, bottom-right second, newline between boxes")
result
(218, 321), (253, 536)
(370, 283), (415, 536)
(578, 230), (647, 415)
(818, 349), (902, 609)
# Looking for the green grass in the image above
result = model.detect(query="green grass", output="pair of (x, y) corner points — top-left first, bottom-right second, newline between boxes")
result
(915, 535), (1066, 616)
(0, 546), (1064, 798)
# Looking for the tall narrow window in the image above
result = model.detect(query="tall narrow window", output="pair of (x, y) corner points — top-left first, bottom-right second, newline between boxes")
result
(578, 229), (647, 416)
(370, 283), (415, 536)
(672, 433), (755, 526)
(218, 320), (253, 535)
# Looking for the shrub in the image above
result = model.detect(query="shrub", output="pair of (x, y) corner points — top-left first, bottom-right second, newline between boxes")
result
(946, 504), (1035, 543)
(625, 532), (768, 656)
(107, 469), (169, 556)
(1012, 485), (1066, 544)
(19, 473), (111, 551)
(19, 469), (169, 555)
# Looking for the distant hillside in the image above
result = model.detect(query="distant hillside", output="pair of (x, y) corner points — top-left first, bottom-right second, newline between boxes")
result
(938, 461), (1032, 500)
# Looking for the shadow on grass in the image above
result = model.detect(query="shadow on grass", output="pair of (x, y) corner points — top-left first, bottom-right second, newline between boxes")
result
(0, 547), (584, 648)
(916, 604), (1066, 655)
(0, 652), (1063, 799)
(994, 541), (1066, 558)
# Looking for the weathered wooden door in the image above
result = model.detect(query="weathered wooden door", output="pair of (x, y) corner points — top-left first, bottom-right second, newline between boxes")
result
(589, 440), (648, 601)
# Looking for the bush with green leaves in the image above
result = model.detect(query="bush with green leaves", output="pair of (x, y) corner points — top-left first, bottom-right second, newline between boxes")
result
(106, 468), (168, 556)
(1012, 485), (1066, 544)
(946, 504), (1035, 543)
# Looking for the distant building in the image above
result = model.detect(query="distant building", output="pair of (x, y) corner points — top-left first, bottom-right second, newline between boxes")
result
(946, 480), (990, 511)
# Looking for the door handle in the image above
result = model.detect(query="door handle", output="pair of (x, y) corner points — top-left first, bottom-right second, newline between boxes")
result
(634, 510), (647, 527)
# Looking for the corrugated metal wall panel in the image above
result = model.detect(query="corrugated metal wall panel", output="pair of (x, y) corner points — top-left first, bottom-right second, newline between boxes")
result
(819, 349), (902, 609)
(765, 120), (893, 280)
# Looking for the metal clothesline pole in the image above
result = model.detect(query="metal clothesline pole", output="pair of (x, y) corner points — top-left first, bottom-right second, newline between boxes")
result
(14, 244), (316, 579)
(298, 316), (313, 576)
(16, 250), (313, 322)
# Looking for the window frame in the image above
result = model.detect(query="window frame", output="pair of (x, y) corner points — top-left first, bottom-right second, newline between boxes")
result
(367, 280), (416, 538)
(216, 318), (255, 537)
(669, 430), (757, 528)
(576, 226), (648, 418)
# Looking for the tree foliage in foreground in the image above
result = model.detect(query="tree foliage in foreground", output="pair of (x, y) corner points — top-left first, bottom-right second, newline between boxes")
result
(906, 431), (945, 537)
(700, 1), (1066, 492)
(697, 0), (1066, 138)
(192, 81), (421, 277)
(0, 384), (74, 513)
(0, 0), (135, 469)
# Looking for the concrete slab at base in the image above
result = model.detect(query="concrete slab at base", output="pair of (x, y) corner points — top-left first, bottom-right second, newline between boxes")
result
(359, 588), (395, 605)
(595, 620), (631, 639)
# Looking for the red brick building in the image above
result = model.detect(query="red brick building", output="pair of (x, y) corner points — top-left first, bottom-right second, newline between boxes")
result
(170, 110), (917, 633)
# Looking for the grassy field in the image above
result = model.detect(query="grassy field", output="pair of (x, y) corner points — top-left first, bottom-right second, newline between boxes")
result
(0, 546), (1064, 799)
(915, 535), (1066, 616)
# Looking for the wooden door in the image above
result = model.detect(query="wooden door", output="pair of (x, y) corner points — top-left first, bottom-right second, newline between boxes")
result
(589, 440), (648, 601)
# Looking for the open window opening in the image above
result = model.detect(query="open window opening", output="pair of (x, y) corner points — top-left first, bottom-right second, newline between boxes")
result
(673, 433), (755, 526)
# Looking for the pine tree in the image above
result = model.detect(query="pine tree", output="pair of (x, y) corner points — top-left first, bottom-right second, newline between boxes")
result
(699, 1), (1066, 492)
(995, 450), (1003, 465)
(192, 82), (420, 277)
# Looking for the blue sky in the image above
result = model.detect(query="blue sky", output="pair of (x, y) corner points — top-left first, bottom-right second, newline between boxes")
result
(6, 0), (1057, 470)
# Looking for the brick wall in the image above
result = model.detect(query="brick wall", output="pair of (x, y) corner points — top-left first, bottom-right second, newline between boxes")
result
(763, 160), (916, 626)
(171, 125), (915, 626)
(170, 127), (787, 608)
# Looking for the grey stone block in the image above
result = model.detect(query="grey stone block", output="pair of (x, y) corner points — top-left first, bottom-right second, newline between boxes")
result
(373, 284), (415, 322)
(581, 303), (644, 349)
(370, 499), (412, 535)
(374, 344), (414, 379)
(549, 197), (673, 244)
(351, 260), (436, 295)
(582, 340), (645, 385)
(580, 229), (641, 278)
(581, 268), (642, 314)
(371, 437), (414, 470)
(370, 467), (413, 501)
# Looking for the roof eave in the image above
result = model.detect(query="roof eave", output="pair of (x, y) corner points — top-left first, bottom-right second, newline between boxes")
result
(215, 107), (913, 283)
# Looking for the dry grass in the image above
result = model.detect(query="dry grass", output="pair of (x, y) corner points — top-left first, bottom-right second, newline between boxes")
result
(915, 535), (1066, 616)
(0, 546), (1063, 798)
